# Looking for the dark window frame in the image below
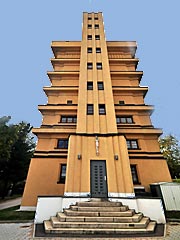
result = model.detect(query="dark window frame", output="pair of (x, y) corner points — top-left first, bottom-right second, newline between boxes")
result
(87, 104), (94, 115)
(116, 116), (133, 124)
(67, 100), (72, 105)
(88, 17), (92, 20)
(87, 82), (93, 90)
(95, 24), (99, 29)
(126, 139), (139, 149)
(97, 82), (104, 90)
(88, 24), (92, 29)
(87, 47), (92, 53)
(95, 35), (100, 40)
(97, 63), (102, 70)
(130, 165), (140, 184)
(96, 48), (101, 53)
(99, 104), (106, 115)
(58, 164), (67, 184)
(87, 62), (93, 69)
(87, 35), (92, 40)
(61, 116), (77, 123)
(119, 101), (125, 105)
(57, 139), (69, 149)
(94, 17), (98, 20)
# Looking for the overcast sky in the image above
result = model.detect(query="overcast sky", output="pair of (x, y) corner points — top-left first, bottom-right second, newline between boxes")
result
(0, 0), (180, 140)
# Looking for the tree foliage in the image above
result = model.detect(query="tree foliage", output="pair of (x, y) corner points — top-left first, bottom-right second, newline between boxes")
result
(0, 116), (35, 198)
(159, 134), (180, 178)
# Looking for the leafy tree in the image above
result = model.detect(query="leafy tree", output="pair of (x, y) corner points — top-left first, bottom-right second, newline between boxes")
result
(159, 134), (180, 179)
(0, 117), (35, 198)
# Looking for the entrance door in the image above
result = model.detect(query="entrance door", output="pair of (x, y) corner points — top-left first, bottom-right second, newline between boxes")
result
(90, 160), (108, 198)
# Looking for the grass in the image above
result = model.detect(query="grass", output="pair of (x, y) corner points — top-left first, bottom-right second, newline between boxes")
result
(173, 179), (180, 183)
(0, 205), (35, 221)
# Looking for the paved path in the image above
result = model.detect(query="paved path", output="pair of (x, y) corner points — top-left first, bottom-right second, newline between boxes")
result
(0, 222), (32, 240)
(0, 222), (180, 239)
(0, 197), (22, 210)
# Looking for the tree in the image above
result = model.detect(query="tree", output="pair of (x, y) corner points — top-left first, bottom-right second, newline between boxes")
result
(159, 134), (180, 179)
(0, 117), (35, 198)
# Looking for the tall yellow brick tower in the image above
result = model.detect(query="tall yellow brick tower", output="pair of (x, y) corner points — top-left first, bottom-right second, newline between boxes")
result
(21, 12), (171, 209)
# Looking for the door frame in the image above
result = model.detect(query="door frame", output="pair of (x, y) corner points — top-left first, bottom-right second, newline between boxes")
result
(90, 160), (108, 198)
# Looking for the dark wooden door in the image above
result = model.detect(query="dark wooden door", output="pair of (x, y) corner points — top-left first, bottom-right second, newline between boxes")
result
(90, 160), (108, 198)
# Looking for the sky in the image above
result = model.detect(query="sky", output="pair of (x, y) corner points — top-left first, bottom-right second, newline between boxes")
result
(0, 0), (180, 140)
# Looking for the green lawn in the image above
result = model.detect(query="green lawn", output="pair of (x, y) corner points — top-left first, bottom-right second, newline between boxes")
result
(0, 205), (35, 221)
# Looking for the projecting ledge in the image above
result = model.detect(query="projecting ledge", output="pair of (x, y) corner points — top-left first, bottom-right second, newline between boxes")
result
(32, 128), (76, 134)
(118, 128), (163, 135)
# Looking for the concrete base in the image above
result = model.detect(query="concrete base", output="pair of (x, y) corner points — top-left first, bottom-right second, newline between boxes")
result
(34, 196), (166, 224)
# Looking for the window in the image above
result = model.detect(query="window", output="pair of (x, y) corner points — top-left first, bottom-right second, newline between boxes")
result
(58, 164), (67, 184)
(116, 116), (133, 124)
(95, 35), (100, 40)
(67, 100), (72, 105)
(88, 17), (92, 20)
(94, 17), (98, 20)
(97, 82), (104, 90)
(87, 82), (93, 90)
(95, 24), (99, 29)
(96, 48), (101, 53)
(61, 116), (77, 123)
(87, 63), (93, 69)
(97, 63), (102, 70)
(99, 104), (106, 115)
(88, 24), (92, 29)
(130, 165), (139, 184)
(119, 100), (125, 105)
(57, 139), (69, 149)
(87, 104), (94, 115)
(87, 35), (92, 40)
(126, 140), (138, 149)
(87, 48), (92, 53)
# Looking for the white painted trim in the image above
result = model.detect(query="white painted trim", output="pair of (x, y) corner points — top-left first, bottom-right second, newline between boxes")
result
(108, 192), (135, 198)
(19, 206), (36, 211)
(64, 192), (90, 197)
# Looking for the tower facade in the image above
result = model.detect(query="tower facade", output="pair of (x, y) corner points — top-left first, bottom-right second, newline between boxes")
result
(21, 12), (171, 208)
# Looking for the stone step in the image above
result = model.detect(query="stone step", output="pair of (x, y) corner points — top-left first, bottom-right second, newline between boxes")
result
(70, 205), (128, 212)
(50, 216), (150, 229)
(64, 209), (135, 217)
(57, 212), (143, 223)
(77, 201), (122, 207)
(44, 220), (156, 235)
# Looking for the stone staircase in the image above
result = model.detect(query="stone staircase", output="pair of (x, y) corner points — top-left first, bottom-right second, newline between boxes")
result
(44, 200), (157, 236)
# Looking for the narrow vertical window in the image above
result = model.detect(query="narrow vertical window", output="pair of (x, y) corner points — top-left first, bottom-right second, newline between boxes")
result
(87, 82), (93, 90)
(88, 24), (92, 29)
(95, 24), (99, 29)
(99, 104), (106, 115)
(130, 165), (139, 184)
(58, 164), (67, 184)
(87, 104), (94, 115)
(97, 82), (104, 90)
